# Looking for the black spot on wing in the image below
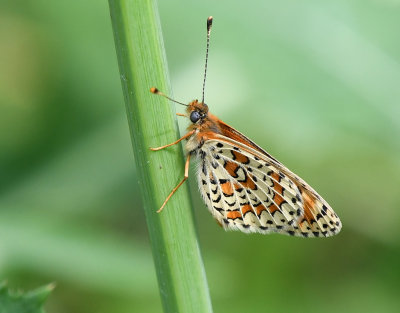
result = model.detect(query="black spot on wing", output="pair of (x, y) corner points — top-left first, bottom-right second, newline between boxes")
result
(202, 162), (207, 175)
(224, 200), (236, 207)
(213, 206), (223, 214)
(213, 194), (221, 203)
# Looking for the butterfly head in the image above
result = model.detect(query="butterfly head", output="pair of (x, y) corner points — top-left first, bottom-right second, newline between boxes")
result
(187, 100), (209, 124)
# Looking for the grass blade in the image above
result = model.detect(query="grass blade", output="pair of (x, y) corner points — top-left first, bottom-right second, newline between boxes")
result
(108, 1), (213, 312)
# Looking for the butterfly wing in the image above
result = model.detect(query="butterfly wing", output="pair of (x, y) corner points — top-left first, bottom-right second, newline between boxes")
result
(196, 132), (341, 237)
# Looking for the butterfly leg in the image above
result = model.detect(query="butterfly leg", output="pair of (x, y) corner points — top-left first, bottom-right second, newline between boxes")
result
(150, 130), (195, 151)
(157, 154), (191, 213)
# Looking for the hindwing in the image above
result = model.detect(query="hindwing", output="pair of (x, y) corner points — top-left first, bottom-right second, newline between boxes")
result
(196, 136), (341, 237)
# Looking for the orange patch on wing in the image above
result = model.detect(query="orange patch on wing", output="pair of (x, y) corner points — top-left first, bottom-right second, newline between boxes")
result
(271, 172), (284, 206)
(241, 174), (256, 190)
(255, 204), (267, 216)
(241, 204), (253, 215)
(232, 150), (249, 164)
(297, 187), (317, 227)
(268, 204), (280, 214)
(227, 211), (242, 220)
(224, 161), (239, 177)
(273, 193), (284, 206)
(221, 181), (234, 196)
(271, 173), (282, 192)
(217, 119), (267, 154)
(302, 190), (317, 223)
(233, 183), (242, 190)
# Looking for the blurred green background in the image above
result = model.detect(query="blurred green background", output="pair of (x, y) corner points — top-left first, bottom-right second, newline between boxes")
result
(1, 0), (400, 312)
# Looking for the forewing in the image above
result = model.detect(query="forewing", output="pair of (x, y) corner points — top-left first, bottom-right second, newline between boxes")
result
(197, 136), (341, 237)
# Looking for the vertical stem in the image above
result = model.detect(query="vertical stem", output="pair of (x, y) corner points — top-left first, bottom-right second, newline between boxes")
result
(108, 1), (213, 312)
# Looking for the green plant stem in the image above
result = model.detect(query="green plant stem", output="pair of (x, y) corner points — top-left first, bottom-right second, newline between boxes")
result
(108, 1), (213, 312)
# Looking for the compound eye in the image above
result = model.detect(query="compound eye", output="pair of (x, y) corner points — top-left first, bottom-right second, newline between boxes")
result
(190, 111), (201, 123)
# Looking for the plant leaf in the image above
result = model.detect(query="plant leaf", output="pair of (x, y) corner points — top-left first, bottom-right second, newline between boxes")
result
(0, 282), (54, 313)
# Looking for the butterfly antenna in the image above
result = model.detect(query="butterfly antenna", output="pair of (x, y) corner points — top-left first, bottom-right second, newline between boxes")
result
(150, 87), (188, 106)
(201, 16), (213, 104)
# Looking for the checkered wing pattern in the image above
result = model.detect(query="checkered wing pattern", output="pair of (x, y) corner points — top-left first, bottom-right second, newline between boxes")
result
(197, 136), (341, 237)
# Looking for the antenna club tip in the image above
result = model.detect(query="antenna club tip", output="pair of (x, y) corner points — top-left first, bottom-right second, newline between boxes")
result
(207, 16), (213, 27)
(150, 87), (158, 94)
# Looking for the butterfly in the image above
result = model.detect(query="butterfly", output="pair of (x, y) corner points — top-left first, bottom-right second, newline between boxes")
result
(150, 16), (342, 237)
